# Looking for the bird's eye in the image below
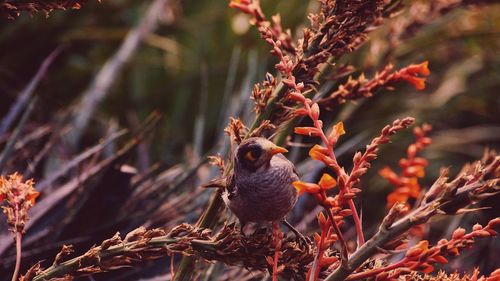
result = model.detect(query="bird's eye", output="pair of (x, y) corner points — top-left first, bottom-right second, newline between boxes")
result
(244, 147), (262, 161)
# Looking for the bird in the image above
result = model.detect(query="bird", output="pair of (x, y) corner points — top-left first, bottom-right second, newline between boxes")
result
(221, 137), (299, 230)
(208, 137), (306, 279)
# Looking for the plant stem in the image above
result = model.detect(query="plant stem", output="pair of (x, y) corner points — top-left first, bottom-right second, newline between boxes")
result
(173, 190), (224, 281)
(11, 232), (22, 281)
(347, 200), (364, 246)
(11, 206), (22, 281)
(33, 236), (178, 281)
(309, 224), (326, 281)
(345, 258), (407, 280)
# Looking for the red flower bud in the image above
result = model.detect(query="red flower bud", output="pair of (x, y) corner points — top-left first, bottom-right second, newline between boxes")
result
(310, 103), (320, 120)
(294, 127), (322, 137)
(452, 228), (466, 240)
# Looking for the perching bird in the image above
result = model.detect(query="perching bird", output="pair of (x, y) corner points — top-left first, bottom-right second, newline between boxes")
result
(221, 137), (299, 228)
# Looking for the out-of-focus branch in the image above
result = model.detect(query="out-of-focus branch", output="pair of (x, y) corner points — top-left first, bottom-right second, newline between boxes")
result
(67, 0), (170, 147)
(0, 47), (62, 137)
(0, 0), (89, 19)
(0, 97), (37, 172)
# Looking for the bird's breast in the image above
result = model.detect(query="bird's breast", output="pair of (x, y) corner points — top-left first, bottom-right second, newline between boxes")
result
(229, 158), (298, 222)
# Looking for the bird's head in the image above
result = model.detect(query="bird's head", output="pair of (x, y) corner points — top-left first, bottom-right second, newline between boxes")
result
(235, 137), (288, 172)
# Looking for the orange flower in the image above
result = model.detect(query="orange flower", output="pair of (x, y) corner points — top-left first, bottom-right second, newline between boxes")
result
(415, 240), (429, 251)
(333, 122), (345, 136)
(292, 181), (320, 195)
(318, 173), (337, 190)
(26, 189), (40, 205)
(403, 75), (427, 90)
(309, 144), (329, 159)
(309, 144), (336, 166)
(379, 166), (400, 186)
(404, 165), (425, 178)
(387, 191), (409, 208)
(406, 61), (430, 76)
(328, 122), (345, 143)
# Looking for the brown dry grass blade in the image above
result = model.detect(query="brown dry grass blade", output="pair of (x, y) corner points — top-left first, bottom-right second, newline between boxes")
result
(0, 47), (62, 136)
(0, 112), (162, 257)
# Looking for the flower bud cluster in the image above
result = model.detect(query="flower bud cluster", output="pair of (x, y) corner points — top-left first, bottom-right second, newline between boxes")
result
(0, 172), (39, 234)
(380, 123), (432, 209)
(349, 219), (500, 281)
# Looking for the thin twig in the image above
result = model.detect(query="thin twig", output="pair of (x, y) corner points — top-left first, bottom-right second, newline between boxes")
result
(0, 97), (37, 172)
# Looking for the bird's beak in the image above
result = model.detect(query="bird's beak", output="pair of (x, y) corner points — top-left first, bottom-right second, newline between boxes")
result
(268, 145), (288, 155)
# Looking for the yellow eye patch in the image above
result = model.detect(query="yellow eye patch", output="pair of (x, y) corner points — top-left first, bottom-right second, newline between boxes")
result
(245, 151), (257, 161)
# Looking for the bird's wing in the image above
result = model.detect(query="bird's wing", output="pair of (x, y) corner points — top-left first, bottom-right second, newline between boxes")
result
(226, 171), (237, 199)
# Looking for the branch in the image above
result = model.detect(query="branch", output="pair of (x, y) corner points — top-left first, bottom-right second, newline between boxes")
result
(25, 223), (312, 281)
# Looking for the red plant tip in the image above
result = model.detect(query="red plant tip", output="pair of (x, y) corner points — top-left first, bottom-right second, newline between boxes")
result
(320, 256), (338, 266)
(317, 212), (328, 229)
(488, 217), (500, 228)
(292, 181), (320, 195)
(229, 2), (248, 11)
(289, 91), (306, 102)
(452, 228), (466, 240)
(294, 127), (322, 137)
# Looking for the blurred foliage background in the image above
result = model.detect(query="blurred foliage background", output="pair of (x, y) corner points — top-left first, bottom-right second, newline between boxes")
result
(0, 0), (499, 280)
